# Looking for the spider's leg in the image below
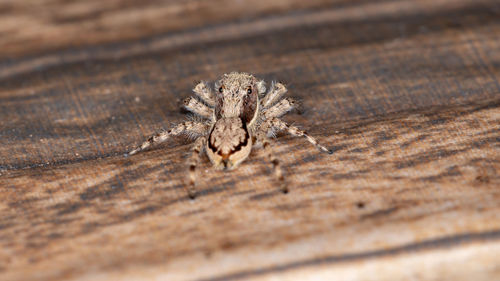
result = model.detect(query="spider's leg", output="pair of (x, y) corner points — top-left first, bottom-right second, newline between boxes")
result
(128, 121), (207, 155)
(186, 136), (206, 199)
(263, 97), (297, 119)
(267, 118), (332, 154)
(261, 82), (287, 109)
(256, 131), (287, 193)
(193, 81), (216, 107)
(183, 96), (214, 119)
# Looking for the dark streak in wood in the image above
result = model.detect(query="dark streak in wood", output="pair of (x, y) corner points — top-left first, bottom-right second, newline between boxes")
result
(197, 229), (500, 281)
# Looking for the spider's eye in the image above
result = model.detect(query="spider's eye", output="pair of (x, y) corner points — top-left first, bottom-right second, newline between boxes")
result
(219, 87), (223, 93)
(247, 88), (252, 94)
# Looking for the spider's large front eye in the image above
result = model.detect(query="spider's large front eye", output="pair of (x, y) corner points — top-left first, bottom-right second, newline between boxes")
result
(247, 88), (252, 94)
(219, 87), (223, 93)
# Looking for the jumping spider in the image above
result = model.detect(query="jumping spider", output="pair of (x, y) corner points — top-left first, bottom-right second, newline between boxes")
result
(128, 72), (332, 198)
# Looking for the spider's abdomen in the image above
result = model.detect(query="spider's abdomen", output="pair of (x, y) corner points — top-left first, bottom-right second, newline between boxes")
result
(206, 117), (252, 169)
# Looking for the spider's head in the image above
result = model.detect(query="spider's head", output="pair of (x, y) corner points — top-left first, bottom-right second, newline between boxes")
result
(214, 72), (266, 125)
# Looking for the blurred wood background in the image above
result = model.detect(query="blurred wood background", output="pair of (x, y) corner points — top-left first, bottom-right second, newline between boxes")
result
(1, 0), (499, 280)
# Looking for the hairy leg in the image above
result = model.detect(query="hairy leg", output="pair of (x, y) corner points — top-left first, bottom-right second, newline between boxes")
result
(193, 81), (216, 107)
(265, 118), (332, 154)
(128, 121), (208, 155)
(256, 131), (287, 193)
(263, 97), (297, 119)
(183, 96), (214, 119)
(186, 136), (206, 199)
(261, 82), (287, 109)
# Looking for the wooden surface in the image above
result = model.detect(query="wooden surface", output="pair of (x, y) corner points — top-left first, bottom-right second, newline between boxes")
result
(1, 0), (499, 280)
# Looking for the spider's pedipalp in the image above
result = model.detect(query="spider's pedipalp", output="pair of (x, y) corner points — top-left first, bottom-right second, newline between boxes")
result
(183, 96), (214, 119)
(261, 82), (287, 109)
(193, 81), (216, 107)
(186, 136), (206, 199)
(266, 118), (332, 154)
(128, 121), (208, 155)
(263, 97), (297, 119)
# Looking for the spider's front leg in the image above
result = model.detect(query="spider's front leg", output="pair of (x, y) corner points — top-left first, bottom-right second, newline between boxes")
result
(261, 82), (287, 108)
(127, 121), (208, 155)
(183, 97), (213, 120)
(193, 81), (216, 107)
(262, 97), (297, 119)
(186, 136), (206, 199)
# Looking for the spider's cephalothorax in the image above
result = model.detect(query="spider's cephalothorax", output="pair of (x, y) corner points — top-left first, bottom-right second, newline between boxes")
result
(128, 72), (332, 198)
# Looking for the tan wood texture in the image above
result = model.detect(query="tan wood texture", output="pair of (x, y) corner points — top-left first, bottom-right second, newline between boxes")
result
(1, 0), (499, 280)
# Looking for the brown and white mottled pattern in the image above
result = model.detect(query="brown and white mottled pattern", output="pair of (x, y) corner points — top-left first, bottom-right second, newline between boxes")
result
(209, 118), (248, 156)
(128, 72), (331, 197)
(2, 1), (500, 280)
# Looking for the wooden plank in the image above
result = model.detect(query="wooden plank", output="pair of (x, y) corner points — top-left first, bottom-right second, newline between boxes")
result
(0, 0), (499, 280)
(0, 0), (351, 60)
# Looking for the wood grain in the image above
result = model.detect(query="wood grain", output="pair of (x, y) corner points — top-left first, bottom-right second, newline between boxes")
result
(0, 0), (356, 60)
(1, 0), (499, 280)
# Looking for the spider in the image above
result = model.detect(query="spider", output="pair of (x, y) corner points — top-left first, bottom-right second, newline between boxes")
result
(127, 72), (332, 198)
